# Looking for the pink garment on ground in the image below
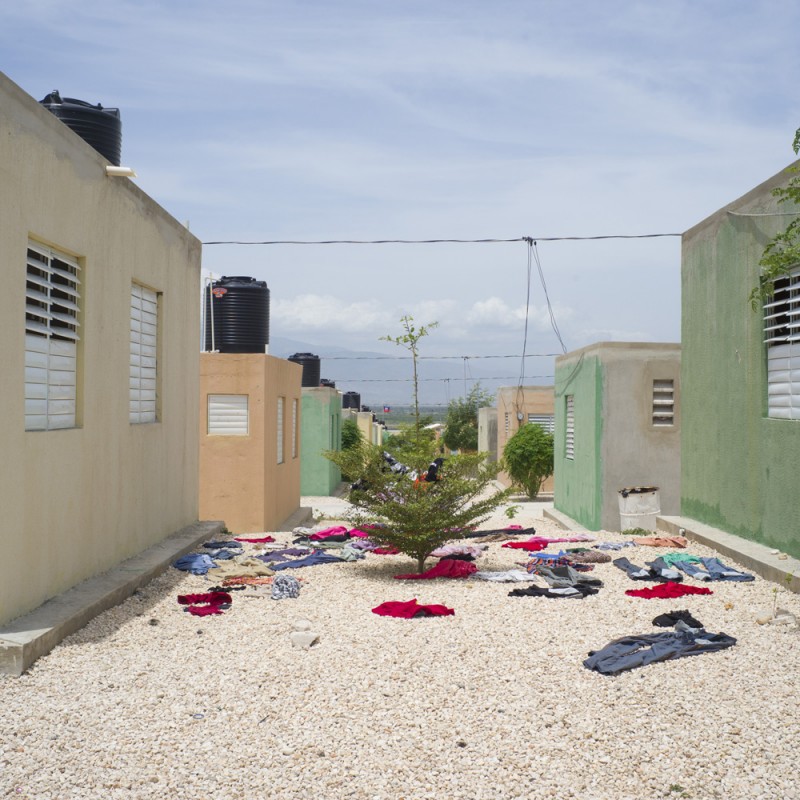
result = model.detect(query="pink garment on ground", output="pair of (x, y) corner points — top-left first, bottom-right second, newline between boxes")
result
(178, 590), (232, 616)
(625, 581), (712, 599)
(501, 539), (549, 551)
(309, 526), (349, 540)
(506, 524), (524, 530)
(348, 529), (371, 538)
(633, 536), (688, 548)
(373, 547), (401, 555)
(234, 536), (276, 543)
(372, 599), (455, 618)
(185, 604), (227, 616)
(394, 559), (477, 580)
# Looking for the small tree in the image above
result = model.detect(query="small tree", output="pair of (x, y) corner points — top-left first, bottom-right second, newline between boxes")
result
(442, 384), (494, 453)
(503, 423), (554, 499)
(327, 439), (510, 572)
(380, 315), (438, 447)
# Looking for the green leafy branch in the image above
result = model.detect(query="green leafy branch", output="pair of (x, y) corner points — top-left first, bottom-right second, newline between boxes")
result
(750, 127), (800, 310)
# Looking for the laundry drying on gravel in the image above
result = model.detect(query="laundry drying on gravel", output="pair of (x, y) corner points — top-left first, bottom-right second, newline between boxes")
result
(177, 591), (232, 616)
(372, 599), (455, 618)
(271, 575), (301, 600)
(612, 556), (683, 582)
(625, 582), (713, 599)
(233, 535), (275, 543)
(173, 553), (217, 575)
(652, 609), (705, 629)
(583, 629), (737, 675)
(471, 569), (540, 582)
(594, 541), (637, 551)
(394, 559), (477, 580)
(670, 556), (755, 582)
(509, 584), (599, 599)
(633, 535), (688, 548)
(269, 550), (346, 571)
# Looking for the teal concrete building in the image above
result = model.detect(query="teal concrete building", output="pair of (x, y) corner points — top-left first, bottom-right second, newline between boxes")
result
(300, 387), (342, 495)
(553, 342), (681, 531)
(681, 160), (800, 558)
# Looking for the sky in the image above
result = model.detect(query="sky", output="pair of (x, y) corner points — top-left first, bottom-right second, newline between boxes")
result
(3, 0), (799, 405)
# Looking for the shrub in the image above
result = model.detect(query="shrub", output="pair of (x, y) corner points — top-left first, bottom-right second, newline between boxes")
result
(503, 423), (554, 499)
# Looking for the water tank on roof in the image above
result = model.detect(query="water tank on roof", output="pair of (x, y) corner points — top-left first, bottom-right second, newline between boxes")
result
(39, 90), (122, 165)
(204, 276), (270, 353)
(288, 353), (321, 387)
(342, 391), (361, 410)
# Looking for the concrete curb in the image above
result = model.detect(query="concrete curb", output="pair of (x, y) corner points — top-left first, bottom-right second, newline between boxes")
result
(658, 515), (800, 594)
(543, 507), (590, 532)
(278, 506), (314, 531)
(0, 519), (225, 676)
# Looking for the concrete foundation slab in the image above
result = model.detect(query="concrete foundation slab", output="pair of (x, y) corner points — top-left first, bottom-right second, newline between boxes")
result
(0, 519), (225, 676)
(543, 508), (589, 532)
(658, 516), (800, 593)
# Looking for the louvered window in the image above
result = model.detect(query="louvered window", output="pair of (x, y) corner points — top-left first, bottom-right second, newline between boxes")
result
(528, 413), (554, 434)
(565, 395), (575, 460)
(130, 284), (158, 423)
(208, 394), (248, 435)
(25, 243), (80, 431)
(764, 267), (800, 420)
(277, 397), (285, 464)
(504, 412), (510, 436)
(292, 398), (298, 458)
(652, 379), (675, 426)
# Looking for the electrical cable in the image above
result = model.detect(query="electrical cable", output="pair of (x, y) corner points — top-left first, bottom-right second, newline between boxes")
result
(532, 240), (567, 354)
(202, 233), (682, 245)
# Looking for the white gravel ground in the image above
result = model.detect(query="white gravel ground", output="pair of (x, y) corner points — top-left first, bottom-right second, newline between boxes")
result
(1, 495), (798, 800)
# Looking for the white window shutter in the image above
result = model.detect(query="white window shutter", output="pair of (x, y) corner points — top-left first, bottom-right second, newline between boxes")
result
(130, 284), (158, 424)
(652, 379), (675, 426)
(527, 413), (554, 433)
(565, 395), (575, 460)
(208, 394), (249, 435)
(25, 243), (79, 431)
(765, 268), (800, 420)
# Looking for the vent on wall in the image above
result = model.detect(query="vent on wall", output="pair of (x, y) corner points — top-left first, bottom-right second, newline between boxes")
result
(652, 379), (675, 426)
(565, 395), (575, 460)
(208, 394), (249, 435)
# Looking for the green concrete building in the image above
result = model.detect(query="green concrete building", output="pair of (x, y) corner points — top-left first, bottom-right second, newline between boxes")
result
(300, 387), (342, 495)
(681, 159), (800, 558)
(553, 342), (681, 531)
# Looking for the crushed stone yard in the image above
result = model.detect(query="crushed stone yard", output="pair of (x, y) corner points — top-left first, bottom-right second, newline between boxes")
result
(1, 497), (798, 800)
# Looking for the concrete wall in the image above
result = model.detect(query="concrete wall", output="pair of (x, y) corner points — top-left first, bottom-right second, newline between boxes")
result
(301, 387), (342, 495)
(0, 73), (201, 626)
(477, 407), (497, 462)
(682, 160), (800, 558)
(199, 354), (302, 532)
(496, 386), (555, 492)
(554, 355), (603, 528)
(554, 343), (681, 531)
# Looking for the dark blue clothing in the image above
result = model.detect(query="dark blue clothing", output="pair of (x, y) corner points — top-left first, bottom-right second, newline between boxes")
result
(203, 540), (241, 549)
(583, 630), (737, 675)
(674, 557), (755, 582)
(173, 553), (217, 575)
(269, 550), (345, 571)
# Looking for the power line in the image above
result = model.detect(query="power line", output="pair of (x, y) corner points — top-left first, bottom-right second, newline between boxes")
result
(327, 375), (554, 383)
(203, 233), (681, 245)
(310, 352), (562, 360)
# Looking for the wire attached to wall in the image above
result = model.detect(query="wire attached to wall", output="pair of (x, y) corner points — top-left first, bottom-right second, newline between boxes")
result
(202, 233), (682, 245)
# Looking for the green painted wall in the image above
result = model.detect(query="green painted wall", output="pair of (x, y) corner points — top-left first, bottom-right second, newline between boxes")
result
(553, 354), (603, 529)
(682, 162), (800, 558)
(300, 389), (342, 495)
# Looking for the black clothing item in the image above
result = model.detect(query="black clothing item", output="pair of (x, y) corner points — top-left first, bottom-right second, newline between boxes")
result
(461, 526), (537, 540)
(652, 609), (704, 629)
(613, 556), (682, 583)
(440, 553), (475, 563)
(203, 540), (242, 549)
(207, 585), (247, 592)
(584, 630), (736, 675)
(508, 584), (598, 599)
(424, 458), (445, 482)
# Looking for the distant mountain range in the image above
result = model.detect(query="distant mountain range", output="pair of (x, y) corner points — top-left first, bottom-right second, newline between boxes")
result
(269, 334), (554, 406)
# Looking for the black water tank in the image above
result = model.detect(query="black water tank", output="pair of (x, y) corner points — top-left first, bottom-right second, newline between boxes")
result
(288, 353), (321, 387)
(40, 90), (122, 165)
(342, 391), (361, 410)
(204, 276), (270, 353)
(320, 378), (336, 389)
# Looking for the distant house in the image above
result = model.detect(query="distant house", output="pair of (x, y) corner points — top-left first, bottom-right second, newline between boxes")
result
(300, 385), (342, 496)
(199, 353), (304, 532)
(553, 342), (681, 531)
(0, 73), (201, 627)
(681, 159), (800, 558)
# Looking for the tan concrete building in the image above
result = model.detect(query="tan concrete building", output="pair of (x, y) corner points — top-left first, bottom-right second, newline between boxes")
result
(496, 385), (555, 493)
(0, 73), (201, 627)
(200, 354), (303, 532)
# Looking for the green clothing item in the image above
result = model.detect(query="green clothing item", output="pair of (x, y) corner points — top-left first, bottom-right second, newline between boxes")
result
(661, 552), (702, 566)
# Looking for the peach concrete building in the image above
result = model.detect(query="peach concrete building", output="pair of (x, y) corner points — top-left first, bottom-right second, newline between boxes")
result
(200, 353), (303, 532)
(496, 385), (555, 494)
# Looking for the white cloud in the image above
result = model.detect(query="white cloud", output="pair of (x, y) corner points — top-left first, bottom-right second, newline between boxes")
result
(271, 294), (392, 333)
